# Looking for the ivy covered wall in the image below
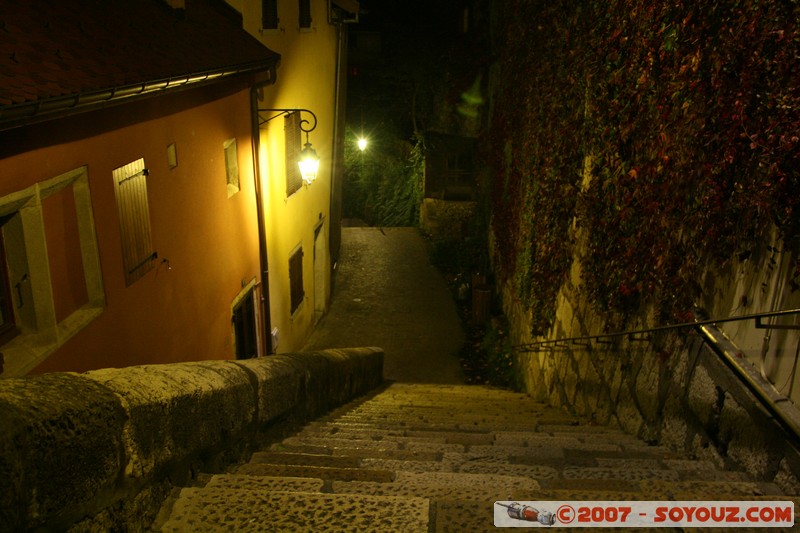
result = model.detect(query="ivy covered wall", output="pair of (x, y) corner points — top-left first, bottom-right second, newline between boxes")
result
(488, 0), (800, 336)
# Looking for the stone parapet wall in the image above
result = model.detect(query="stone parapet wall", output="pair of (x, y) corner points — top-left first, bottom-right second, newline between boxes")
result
(0, 348), (384, 532)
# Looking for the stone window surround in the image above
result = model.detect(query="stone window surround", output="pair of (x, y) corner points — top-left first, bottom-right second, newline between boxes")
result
(0, 166), (105, 376)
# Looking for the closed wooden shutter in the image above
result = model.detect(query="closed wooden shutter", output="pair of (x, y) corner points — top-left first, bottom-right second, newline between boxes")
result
(285, 112), (302, 196)
(262, 0), (279, 30)
(289, 246), (304, 313)
(112, 158), (155, 286)
(299, 0), (312, 29)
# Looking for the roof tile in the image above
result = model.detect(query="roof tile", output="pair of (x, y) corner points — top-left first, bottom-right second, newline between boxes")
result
(0, 0), (279, 109)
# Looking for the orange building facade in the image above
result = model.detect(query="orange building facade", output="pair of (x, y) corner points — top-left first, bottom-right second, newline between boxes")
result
(14, 86), (263, 374)
(0, 0), (281, 376)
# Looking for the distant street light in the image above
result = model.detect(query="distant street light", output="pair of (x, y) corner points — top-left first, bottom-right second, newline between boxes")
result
(357, 137), (368, 151)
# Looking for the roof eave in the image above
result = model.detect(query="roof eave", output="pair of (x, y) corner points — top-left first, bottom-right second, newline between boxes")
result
(0, 59), (279, 133)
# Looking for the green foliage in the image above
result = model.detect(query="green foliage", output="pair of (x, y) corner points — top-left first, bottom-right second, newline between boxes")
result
(481, 317), (521, 390)
(428, 198), (491, 277)
(429, 236), (483, 277)
(459, 316), (521, 391)
(343, 128), (425, 227)
(489, 0), (586, 335)
(489, 0), (800, 333)
(425, 200), (518, 389)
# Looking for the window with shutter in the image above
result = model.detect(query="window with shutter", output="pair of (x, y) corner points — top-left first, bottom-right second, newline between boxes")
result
(299, 0), (312, 29)
(262, 0), (279, 30)
(289, 245), (304, 313)
(112, 158), (155, 286)
(285, 112), (303, 196)
(224, 138), (240, 198)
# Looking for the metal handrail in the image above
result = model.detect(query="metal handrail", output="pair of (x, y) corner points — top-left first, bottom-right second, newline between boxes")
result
(697, 321), (800, 444)
(513, 307), (800, 443)
(513, 308), (800, 353)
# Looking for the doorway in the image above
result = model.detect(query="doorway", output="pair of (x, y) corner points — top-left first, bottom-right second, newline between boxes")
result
(313, 221), (326, 323)
(232, 286), (258, 359)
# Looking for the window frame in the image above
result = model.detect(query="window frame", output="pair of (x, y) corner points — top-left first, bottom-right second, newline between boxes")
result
(0, 226), (18, 346)
(232, 290), (257, 359)
(289, 244), (304, 314)
(224, 138), (240, 198)
(299, 0), (312, 29)
(262, 0), (279, 30)
(0, 166), (105, 376)
(112, 158), (156, 286)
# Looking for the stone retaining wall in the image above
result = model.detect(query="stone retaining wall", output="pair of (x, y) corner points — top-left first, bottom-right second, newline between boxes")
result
(500, 269), (800, 494)
(419, 198), (477, 239)
(0, 347), (384, 532)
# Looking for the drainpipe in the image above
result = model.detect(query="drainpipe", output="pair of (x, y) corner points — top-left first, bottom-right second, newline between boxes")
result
(251, 69), (278, 354)
(329, 18), (349, 271)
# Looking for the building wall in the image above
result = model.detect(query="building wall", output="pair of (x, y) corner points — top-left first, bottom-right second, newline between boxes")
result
(0, 83), (263, 375)
(231, 0), (342, 352)
(699, 229), (800, 406)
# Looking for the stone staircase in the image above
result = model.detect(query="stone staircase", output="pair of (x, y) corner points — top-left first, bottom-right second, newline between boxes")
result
(152, 383), (790, 532)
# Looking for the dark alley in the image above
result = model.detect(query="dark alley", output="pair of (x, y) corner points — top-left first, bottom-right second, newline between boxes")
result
(1, 0), (799, 530)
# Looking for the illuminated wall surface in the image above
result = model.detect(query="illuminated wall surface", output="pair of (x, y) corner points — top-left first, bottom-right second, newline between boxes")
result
(0, 0), (283, 375)
(0, 90), (262, 375)
(234, 0), (343, 353)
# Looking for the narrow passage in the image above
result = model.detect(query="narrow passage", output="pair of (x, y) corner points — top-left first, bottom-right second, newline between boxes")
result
(304, 226), (465, 384)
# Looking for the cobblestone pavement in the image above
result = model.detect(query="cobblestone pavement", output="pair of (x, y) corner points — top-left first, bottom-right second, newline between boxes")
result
(303, 226), (465, 384)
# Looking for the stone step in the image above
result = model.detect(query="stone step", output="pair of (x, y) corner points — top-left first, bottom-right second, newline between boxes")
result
(276, 435), (687, 466)
(328, 415), (542, 431)
(361, 414), (561, 428)
(278, 435), (468, 454)
(640, 479), (786, 498)
(234, 462), (394, 483)
(157, 487), (429, 532)
(250, 446), (745, 485)
(153, 382), (784, 532)
(292, 427), (668, 456)
(248, 451), (362, 468)
(331, 470), (541, 501)
(333, 404), (560, 413)
(204, 474), (324, 493)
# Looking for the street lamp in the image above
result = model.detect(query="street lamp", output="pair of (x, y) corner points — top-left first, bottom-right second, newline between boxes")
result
(357, 137), (368, 151)
(298, 141), (319, 184)
(259, 108), (320, 184)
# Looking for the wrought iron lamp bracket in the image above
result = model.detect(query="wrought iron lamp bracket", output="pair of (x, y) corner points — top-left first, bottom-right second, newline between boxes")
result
(258, 108), (318, 136)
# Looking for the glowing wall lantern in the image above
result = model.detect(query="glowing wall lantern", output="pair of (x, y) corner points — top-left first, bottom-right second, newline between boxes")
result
(260, 108), (320, 184)
(298, 141), (320, 184)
